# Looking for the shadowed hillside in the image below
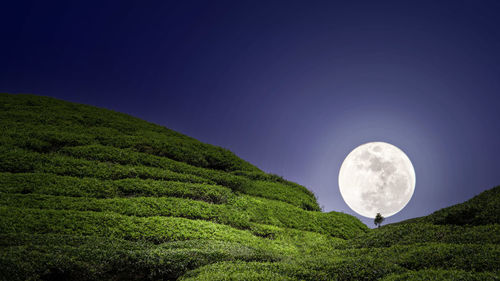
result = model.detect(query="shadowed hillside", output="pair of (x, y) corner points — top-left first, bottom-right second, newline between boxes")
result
(0, 94), (498, 280)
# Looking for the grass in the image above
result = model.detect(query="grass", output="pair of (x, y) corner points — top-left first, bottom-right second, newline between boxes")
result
(0, 93), (498, 280)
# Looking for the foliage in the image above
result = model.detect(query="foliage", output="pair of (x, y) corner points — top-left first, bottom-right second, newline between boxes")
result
(374, 212), (384, 228)
(239, 180), (319, 211)
(0, 93), (258, 172)
(0, 233), (277, 281)
(336, 243), (500, 272)
(0, 191), (364, 239)
(0, 206), (298, 256)
(0, 145), (319, 210)
(401, 186), (500, 226)
(380, 269), (499, 281)
(0, 93), (498, 280)
(0, 172), (232, 203)
(348, 223), (500, 248)
(180, 257), (406, 281)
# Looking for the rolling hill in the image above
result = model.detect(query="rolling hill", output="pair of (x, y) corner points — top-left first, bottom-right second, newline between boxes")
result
(0, 93), (498, 280)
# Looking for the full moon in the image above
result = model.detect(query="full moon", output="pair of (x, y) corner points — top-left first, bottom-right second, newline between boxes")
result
(338, 142), (415, 218)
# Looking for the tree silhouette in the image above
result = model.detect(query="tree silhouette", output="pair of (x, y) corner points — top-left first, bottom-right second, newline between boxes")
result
(374, 213), (384, 228)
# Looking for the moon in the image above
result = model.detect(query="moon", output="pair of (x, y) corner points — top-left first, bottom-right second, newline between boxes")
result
(338, 142), (415, 218)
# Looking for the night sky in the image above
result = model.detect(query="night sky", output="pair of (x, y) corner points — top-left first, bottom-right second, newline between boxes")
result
(2, 1), (500, 226)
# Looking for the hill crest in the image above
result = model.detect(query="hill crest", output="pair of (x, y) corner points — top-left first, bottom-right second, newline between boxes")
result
(1, 93), (498, 281)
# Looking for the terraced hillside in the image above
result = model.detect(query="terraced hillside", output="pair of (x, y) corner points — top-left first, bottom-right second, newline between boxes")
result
(1, 93), (499, 280)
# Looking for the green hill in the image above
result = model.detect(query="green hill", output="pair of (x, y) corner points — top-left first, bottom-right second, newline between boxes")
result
(0, 93), (498, 280)
(398, 186), (500, 226)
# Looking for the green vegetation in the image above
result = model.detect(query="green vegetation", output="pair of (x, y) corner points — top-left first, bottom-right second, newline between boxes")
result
(401, 185), (500, 226)
(0, 172), (233, 203)
(380, 270), (499, 281)
(0, 233), (277, 281)
(0, 93), (498, 280)
(347, 223), (500, 248)
(374, 212), (384, 228)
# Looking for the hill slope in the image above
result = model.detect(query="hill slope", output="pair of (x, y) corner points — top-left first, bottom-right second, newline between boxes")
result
(0, 93), (498, 280)
(398, 185), (500, 226)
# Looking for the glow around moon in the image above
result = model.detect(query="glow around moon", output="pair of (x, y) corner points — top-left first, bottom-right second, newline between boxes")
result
(338, 142), (415, 218)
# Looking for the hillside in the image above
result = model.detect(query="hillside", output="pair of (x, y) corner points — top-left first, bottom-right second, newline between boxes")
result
(397, 186), (500, 226)
(0, 93), (498, 280)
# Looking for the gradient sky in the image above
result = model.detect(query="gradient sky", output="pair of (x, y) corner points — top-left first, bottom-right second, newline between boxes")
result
(2, 1), (500, 226)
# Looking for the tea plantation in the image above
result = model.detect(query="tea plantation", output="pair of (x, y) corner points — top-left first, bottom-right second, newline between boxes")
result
(1, 94), (498, 280)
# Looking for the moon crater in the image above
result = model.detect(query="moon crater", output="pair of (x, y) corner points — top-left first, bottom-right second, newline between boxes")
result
(338, 142), (415, 218)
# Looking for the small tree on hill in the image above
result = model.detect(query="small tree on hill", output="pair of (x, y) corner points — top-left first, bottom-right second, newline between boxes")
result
(374, 213), (384, 228)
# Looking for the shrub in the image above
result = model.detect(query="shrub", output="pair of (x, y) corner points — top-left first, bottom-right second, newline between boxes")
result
(231, 195), (367, 239)
(0, 148), (213, 183)
(0, 233), (277, 281)
(179, 261), (299, 281)
(1, 94), (498, 281)
(348, 223), (500, 248)
(337, 243), (500, 272)
(0, 93), (260, 172)
(0, 191), (366, 238)
(0, 193), (247, 228)
(181, 257), (406, 281)
(402, 186), (500, 226)
(0, 207), (267, 247)
(380, 269), (499, 281)
(0, 172), (233, 203)
(240, 180), (320, 211)
(59, 144), (255, 193)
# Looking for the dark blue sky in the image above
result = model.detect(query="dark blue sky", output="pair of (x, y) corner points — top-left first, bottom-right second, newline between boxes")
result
(2, 1), (500, 225)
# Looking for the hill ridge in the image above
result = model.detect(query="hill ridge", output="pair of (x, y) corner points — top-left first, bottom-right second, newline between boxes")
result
(398, 185), (500, 226)
(1, 93), (498, 281)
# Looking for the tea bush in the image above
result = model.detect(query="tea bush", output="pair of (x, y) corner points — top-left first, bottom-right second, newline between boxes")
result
(0, 172), (233, 203)
(380, 269), (499, 281)
(349, 223), (500, 247)
(1, 94), (497, 280)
